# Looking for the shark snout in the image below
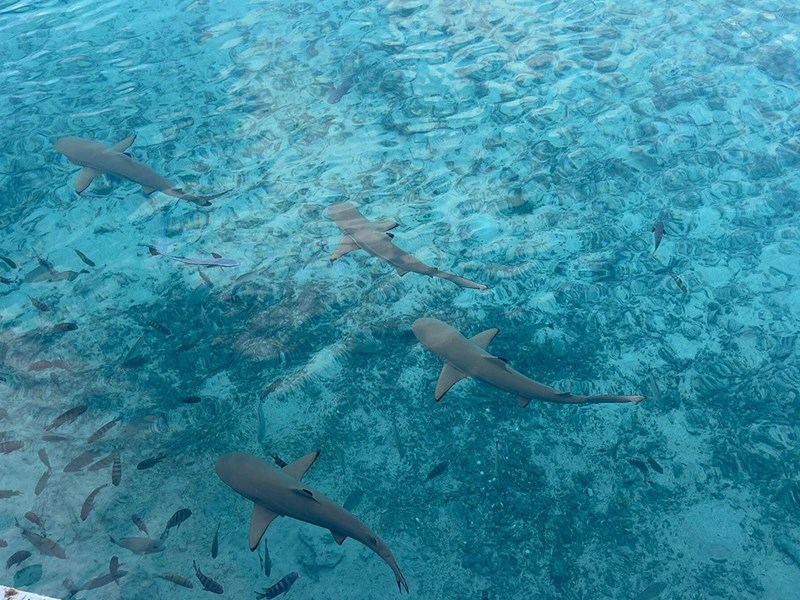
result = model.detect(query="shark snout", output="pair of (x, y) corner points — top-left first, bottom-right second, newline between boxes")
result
(411, 318), (450, 347)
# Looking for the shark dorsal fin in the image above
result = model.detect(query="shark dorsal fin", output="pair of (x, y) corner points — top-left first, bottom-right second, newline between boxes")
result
(75, 168), (99, 194)
(331, 531), (347, 545)
(435, 363), (467, 402)
(329, 236), (360, 262)
(249, 504), (278, 551)
(111, 135), (136, 153)
(373, 219), (399, 233)
(282, 451), (320, 480)
(211, 252), (222, 259)
(469, 328), (500, 350)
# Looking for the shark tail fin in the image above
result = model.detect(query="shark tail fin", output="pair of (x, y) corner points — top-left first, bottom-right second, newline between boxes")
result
(435, 364), (467, 401)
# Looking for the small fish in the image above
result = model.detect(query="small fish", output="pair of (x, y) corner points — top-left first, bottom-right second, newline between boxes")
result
(0, 255), (18, 269)
(0, 489), (23, 498)
(132, 514), (149, 536)
(78, 567), (128, 591)
(81, 483), (109, 521)
(425, 461), (449, 481)
(146, 319), (171, 335)
(669, 272), (688, 293)
(262, 540), (272, 577)
(120, 355), (149, 369)
(198, 270), (214, 287)
(110, 556), (119, 574)
(137, 452), (167, 470)
(87, 452), (117, 471)
(627, 458), (649, 476)
(45, 404), (88, 431)
(272, 454), (287, 468)
(159, 573), (193, 588)
(34, 470), (51, 495)
(87, 418), (120, 443)
(41, 434), (69, 442)
(161, 508), (192, 538)
(6, 549), (32, 569)
(24, 512), (44, 529)
(0, 440), (24, 454)
(211, 522), (220, 558)
(181, 395), (202, 404)
(35, 253), (56, 274)
(391, 420), (404, 458)
(64, 449), (102, 472)
(193, 560), (224, 594)
(111, 453), (122, 486)
(30, 297), (50, 312)
(651, 222), (665, 252)
(343, 489), (364, 511)
(647, 457), (664, 474)
(648, 371), (661, 405)
(256, 572), (299, 599)
(38, 448), (50, 468)
(20, 526), (66, 558)
(110, 535), (164, 555)
(49, 322), (78, 333)
(74, 249), (96, 267)
(29, 359), (72, 371)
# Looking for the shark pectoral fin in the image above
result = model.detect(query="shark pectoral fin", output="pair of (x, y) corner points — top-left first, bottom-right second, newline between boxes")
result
(469, 328), (500, 350)
(249, 504), (278, 551)
(291, 487), (320, 502)
(74, 168), (99, 194)
(435, 364), (467, 401)
(373, 219), (399, 232)
(111, 135), (137, 153)
(329, 236), (359, 262)
(517, 396), (531, 408)
(331, 531), (347, 545)
(142, 186), (156, 195)
(282, 451), (320, 480)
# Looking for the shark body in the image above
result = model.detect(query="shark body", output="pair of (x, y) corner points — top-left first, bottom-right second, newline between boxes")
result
(54, 135), (228, 206)
(327, 202), (487, 290)
(412, 317), (645, 407)
(215, 451), (408, 593)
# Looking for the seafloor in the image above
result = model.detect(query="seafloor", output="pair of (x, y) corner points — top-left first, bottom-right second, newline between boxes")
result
(1, 0), (799, 599)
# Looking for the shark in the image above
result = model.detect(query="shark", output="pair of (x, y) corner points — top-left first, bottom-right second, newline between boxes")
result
(215, 451), (409, 593)
(412, 317), (645, 407)
(54, 135), (229, 206)
(327, 202), (487, 290)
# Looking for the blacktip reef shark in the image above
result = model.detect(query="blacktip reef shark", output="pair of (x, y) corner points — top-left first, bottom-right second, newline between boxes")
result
(412, 317), (645, 407)
(148, 241), (240, 267)
(327, 201), (487, 290)
(54, 135), (229, 206)
(215, 451), (409, 593)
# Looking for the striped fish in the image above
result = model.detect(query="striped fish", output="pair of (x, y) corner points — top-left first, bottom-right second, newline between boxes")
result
(87, 418), (120, 443)
(256, 572), (298, 599)
(161, 508), (191, 538)
(45, 404), (88, 431)
(111, 453), (122, 486)
(193, 560), (223, 594)
(88, 452), (117, 471)
(159, 573), (193, 588)
(64, 449), (102, 472)
(132, 514), (149, 536)
(669, 272), (688, 293)
(30, 297), (50, 312)
(81, 483), (109, 521)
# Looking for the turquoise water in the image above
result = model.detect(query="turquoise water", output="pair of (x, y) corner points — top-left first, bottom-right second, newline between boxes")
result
(1, 0), (799, 598)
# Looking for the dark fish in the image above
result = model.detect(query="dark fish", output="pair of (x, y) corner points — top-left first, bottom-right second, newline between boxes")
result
(45, 404), (88, 431)
(647, 457), (664, 474)
(198, 270), (213, 287)
(24, 511), (44, 529)
(262, 540), (272, 577)
(0, 440), (24, 454)
(49, 322), (78, 333)
(64, 449), (102, 472)
(111, 453), (122, 486)
(29, 359), (72, 371)
(425, 461), (449, 481)
(146, 319), (171, 335)
(132, 514), (149, 536)
(6, 550), (32, 569)
(110, 535), (164, 555)
(87, 452), (117, 471)
(30, 297), (50, 312)
(80, 483), (109, 521)
(272, 454), (287, 468)
(627, 458), (649, 476)
(343, 489), (364, 511)
(119, 355), (149, 369)
(182, 395), (202, 404)
(34, 470), (51, 495)
(74, 249), (96, 267)
(0, 255), (17, 269)
(0, 489), (22, 498)
(0, 539), (7, 547)
(137, 452), (167, 470)
(193, 560), (223, 594)
(87, 418), (120, 443)
(109, 556), (118, 574)
(159, 573), (193, 588)
(211, 522), (220, 558)
(78, 563), (127, 591)
(20, 526), (66, 558)
(41, 434), (69, 442)
(256, 572), (299, 599)
(651, 222), (665, 252)
(38, 448), (50, 468)
(670, 272), (688, 293)
(161, 508), (192, 538)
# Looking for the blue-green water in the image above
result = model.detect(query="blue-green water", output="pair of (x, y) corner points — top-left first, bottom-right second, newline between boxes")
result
(1, 0), (799, 598)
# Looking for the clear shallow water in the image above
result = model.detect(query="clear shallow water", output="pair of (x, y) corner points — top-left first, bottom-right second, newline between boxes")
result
(1, 0), (799, 598)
